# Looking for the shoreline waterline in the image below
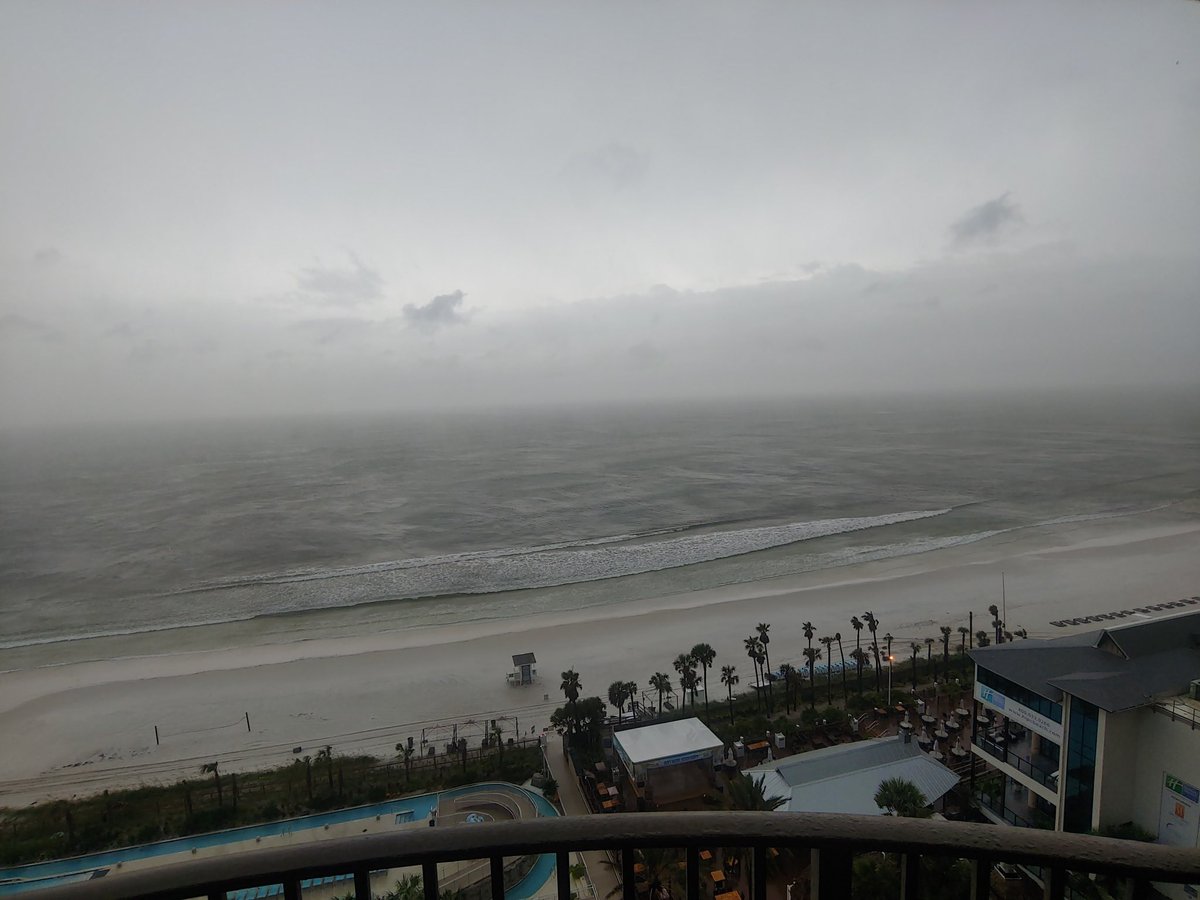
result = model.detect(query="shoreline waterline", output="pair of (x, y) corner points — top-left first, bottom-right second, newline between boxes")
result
(1, 508), (1197, 806)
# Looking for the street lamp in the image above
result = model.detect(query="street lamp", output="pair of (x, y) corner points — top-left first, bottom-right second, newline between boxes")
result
(886, 655), (894, 706)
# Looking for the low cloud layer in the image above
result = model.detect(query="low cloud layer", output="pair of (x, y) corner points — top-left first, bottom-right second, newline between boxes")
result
(403, 291), (466, 332)
(950, 194), (1023, 246)
(295, 254), (384, 305)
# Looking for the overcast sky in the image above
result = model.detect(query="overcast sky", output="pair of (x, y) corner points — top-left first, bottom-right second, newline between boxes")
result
(2, 1), (1198, 425)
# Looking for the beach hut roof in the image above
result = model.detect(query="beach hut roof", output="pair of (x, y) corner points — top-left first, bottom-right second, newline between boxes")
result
(512, 652), (537, 666)
(613, 717), (723, 766)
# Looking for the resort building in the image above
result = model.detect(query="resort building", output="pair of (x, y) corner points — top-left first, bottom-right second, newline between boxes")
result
(968, 609), (1200, 897)
(611, 717), (724, 808)
(744, 733), (960, 815)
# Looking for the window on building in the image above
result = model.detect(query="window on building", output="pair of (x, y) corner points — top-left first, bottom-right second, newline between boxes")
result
(977, 667), (1064, 724)
(1062, 698), (1099, 833)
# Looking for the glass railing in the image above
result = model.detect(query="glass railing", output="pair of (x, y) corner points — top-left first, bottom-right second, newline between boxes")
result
(973, 732), (1060, 791)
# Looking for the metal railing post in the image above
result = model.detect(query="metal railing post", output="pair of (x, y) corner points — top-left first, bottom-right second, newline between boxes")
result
(685, 845), (700, 900)
(490, 856), (506, 900)
(752, 846), (767, 900)
(423, 860), (440, 900)
(969, 856), (990, 900)
(899, 853), (920, 900)
(1044, 865), (1066, 900)
(354, 867), (373, 900)
(809, 846), (852, 899)
(622, 847), (636, 900)
(556, 851), (571, 900)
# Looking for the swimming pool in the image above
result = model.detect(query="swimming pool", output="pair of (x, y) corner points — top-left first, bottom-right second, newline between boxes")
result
(0, 783), (559, 897)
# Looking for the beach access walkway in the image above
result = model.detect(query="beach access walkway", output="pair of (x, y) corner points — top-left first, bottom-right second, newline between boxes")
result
(546, 734), (619, 900)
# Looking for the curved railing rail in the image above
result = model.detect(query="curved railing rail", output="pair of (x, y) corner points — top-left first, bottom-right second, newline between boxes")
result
(28, 811), (1200, 900)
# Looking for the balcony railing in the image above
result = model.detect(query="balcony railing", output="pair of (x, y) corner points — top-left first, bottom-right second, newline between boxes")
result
(973, 733), (1059, 792)
(26, 812), (1200, 900)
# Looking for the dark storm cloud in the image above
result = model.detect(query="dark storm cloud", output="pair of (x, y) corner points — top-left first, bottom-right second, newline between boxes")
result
(402, 291), (466, 331)
(950, 193), (1023, 246)
(295, 253), (384, 305)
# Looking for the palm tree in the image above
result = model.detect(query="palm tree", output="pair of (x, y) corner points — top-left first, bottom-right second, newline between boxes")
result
(834, 631), (848, 702)
(200, 761), (222, 807)
(690, 643), (716, 717)
(802, 621), (815, 705)
(1014, 628), (1029, 639)
(778, 662), (795, 713)
(743, 636), (762, 711)
(755, 623), (774, 714)
(675, 653), (698, 708)
(863, 612), (882, 690)
(850, 648), (870, 697)
(958, 626), (970, 656)
(681, 667), (699, 707)
(976, 630), (991, 648)
(720, 664), (739, 725)
(726, 771), (787, 811)
(650, 672), (672, 713)
(850, 616), (864, 694)
(940, 626), (952, 667)
(818, 635), (834, 705)
(988, 604), (1002, 643)
(874, 777), (932, 817)
(909, 643), (921, 691)
(802, 646), (821, 709)
(608, 681), (628, 722)
(604, 847), (683, 900)
(925, 637), (935, 682)
(884, 631), (894, 662)
(624, 681), (639, 718)
(561, 669), (582, 741)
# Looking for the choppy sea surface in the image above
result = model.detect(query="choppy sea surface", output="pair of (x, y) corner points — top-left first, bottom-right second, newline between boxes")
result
(1, 389), (1198, 649)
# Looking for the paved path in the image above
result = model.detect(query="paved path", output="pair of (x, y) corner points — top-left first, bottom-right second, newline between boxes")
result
(546, 734), (619, 900)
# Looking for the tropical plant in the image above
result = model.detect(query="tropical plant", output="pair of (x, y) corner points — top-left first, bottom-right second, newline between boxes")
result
(743, 636), (763, 711)
(755, 623), (774, 713)
(778, 662), (795, 713)
(909, 643), (921, 690)
(200, 761), (222, 808)
(603, 846), (683, 900)
(925, 637), (935, 681)
(818, 635), (834, 704)
(850, 615), (864, 694)
(690, 642), (716, 716)
(649, 672), (672, 713)
(874, 777), (932, 817)
(940, 626), (952, 666)
(624, 680), (639, 718)
(681, 667), (699, 707)
(802, 645), (821, 709)
(834, 631), (848, 702)
(720, 664), (739, 724)
(1013, 628), (1028, 639)
(560, 670), (582, 741)
(975, 630), (991, 648)
(316, 745), (334, 793)
(551, 696), (606, 748)
(863, 612), (882, 690)
(396, 741), (415, 784)
(957, 626), (970, 655)
(802, 621), (816, 704)
(608, 681), (628, 722)
(726, 772), (787, 811)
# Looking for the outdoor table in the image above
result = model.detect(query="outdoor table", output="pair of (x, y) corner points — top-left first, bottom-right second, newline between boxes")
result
(921, 714), (936, 725)
(716, 891), (743, 900)
(894, 704), (906, 714)
(955, 707), (970, 717)
(700, 850), (713, 861)
(747, 741), (769, 751)
(874, 707), (889, 716)
(934, 729), (949, 740)
(608, 785), (619, 797)
(595, 762), (607, 773)
(976, 715), (991, 725)
(602, 799), (617, 811)
(710, 871), (726, 884)
(930, 750), (945, 761)
(951, 746), (968, 757)
(946, 720), (961, 731)
(633, 864), (646, 875)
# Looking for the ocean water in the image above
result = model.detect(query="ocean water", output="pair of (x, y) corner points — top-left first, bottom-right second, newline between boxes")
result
(1, 389), (1197, 649)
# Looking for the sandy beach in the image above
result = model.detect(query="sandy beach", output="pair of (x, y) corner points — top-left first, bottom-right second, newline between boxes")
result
(1, 508), (1197, 808)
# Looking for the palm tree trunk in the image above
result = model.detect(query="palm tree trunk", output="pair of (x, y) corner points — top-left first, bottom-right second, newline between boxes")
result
(837, 639), (848, 703)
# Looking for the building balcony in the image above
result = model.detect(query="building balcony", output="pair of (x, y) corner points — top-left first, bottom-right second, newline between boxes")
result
(27, 812), (1200, 900)
(971, 732), (1059, 795)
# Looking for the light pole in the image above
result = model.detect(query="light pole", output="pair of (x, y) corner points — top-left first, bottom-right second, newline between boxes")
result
(887, 655), (894, 706)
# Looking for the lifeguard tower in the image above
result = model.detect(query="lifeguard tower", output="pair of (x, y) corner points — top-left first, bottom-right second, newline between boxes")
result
(506, 652), (538, 686)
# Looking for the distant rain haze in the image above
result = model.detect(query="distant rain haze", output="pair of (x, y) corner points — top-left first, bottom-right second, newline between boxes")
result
(2, 1), (1198, 426)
